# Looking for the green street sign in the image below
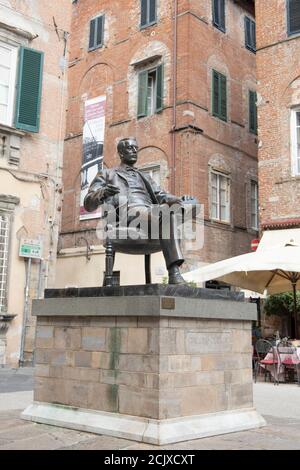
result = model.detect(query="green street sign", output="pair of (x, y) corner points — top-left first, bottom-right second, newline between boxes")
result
(19, 239), (42, 259)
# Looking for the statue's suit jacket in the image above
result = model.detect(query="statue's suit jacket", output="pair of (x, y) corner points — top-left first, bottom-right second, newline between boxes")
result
(83, 166), (184, 268)
(84, 166), (176, 212)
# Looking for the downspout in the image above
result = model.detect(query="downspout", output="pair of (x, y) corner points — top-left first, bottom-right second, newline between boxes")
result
(171, 0), (178, 194)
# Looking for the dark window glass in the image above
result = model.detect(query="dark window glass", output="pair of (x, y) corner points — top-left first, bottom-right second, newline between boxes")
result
(141, 0), (157, 27)
(213, 0), (226, 32)
(287, 0), (300, 36)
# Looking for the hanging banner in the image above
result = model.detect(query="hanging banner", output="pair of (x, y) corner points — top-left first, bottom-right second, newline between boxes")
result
(80, 95), (106, 220)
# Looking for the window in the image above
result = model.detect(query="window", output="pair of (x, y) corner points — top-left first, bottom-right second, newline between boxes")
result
(245, 16), (256, 52)
(140, 165), (160, 186)
(212, 70), (227, 121)
(287, 0), (300, 36)
(0, 213), (10, 313)
(249, 90), (258, 134)
(212, 0), (226, 32)
(251, 181), (258, 230)
(291, 109), (300, 175)
(89, 15), (105, 50)
(137, 64), (163, 118)
(211, 171), (230, 222)
(0, 42), (43, 132)
(0, 42), (17, 127)
(141, 0), (157, 28)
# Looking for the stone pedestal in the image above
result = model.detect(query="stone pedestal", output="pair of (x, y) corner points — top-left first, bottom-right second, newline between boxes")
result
(22, 285), (265, 445)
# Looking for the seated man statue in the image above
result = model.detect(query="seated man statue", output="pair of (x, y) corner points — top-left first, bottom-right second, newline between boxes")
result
(84, 137), (194, 284)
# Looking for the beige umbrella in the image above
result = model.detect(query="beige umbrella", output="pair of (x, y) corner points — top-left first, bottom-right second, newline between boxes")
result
(183, 241), (300, 337)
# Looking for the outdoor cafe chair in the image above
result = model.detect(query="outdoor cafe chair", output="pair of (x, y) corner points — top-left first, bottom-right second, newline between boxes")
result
(276, 340), (300, 386)
(254, 339), (280, 385)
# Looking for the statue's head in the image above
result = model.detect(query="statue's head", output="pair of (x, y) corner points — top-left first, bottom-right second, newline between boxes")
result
(117, 137), (138, 166)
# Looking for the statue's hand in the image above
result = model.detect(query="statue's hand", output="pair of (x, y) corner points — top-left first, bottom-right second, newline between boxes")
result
(181, 195), (195, 202)
(166, 195), (183, 206)
(103, 184), (120, 198)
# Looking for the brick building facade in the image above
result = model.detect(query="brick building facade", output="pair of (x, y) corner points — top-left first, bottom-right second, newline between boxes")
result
(256, 0), (300, 231)
(58, 0), (258, 287)
(0, 0), (71, 365)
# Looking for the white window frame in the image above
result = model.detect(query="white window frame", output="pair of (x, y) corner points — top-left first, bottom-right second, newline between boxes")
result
(140, 164), (161, 186)
(291, 108), (300, 176)
(0, 41), (18, 127)
(147, 69), (156, 116)
(250, 180), (258, 230)
(210, 170), (230, 223)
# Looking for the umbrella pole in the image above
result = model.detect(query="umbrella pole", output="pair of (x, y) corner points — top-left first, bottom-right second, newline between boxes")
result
(292, 282), (298, 339)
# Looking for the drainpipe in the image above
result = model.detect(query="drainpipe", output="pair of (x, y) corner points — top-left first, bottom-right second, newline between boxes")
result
(171, 0), (178, 194)
(19, 257), (32, 366)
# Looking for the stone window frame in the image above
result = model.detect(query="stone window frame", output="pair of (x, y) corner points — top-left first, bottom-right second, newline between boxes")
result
(135, 58), (164, 118)
(290, 107), (300, 176)
(0, 24), (31, 129)
(0, 195), (20, 314)
(0, 25), (30, 166)
(88, 14), (105, 52)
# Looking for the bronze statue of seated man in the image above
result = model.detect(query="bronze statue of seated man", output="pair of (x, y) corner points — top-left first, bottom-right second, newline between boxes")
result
(84, 137), (195, 284)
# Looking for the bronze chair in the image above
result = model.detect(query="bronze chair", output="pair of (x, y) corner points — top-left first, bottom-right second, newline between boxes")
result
(103, 225), (161, 286)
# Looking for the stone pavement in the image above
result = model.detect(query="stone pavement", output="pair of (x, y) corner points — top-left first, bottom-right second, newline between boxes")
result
(0, 367), (300, 450)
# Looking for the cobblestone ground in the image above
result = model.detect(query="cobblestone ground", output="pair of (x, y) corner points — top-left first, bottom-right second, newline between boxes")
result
(0, 368), (300, 450)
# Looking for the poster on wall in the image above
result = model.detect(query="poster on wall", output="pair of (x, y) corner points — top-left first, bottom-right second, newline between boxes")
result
(79, 95), (106, 220)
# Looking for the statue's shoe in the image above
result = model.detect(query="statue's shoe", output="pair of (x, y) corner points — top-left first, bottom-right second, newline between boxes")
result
(168, 271), (186, 285)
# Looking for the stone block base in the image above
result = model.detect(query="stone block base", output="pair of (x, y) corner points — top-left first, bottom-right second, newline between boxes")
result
(22, 402), (265, 445)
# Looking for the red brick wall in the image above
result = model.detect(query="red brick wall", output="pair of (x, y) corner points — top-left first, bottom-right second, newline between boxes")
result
(61, 0), (257, 264)
(256, 0), (300, 229)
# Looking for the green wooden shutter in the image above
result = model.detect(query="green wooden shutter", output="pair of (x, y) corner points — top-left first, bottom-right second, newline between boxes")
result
(155, 64), (163, 112)
(288, 0), (300, 35)
(212, 70), (220, 117)
(137, 70), (148, 117)
(249, 90), (257, 134)
(149, 0), (156, 24)
(15, 47), (44, 133)
(96, 16), (104, 46)
(252, 20), (256, 51)
(89, 18), (96, 49)
(220, 74), (227, 121)
(245, 16), (256, 52)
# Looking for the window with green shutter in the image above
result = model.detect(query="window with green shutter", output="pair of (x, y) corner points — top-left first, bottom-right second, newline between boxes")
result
(249, 90), (258, 134)
(141, 0), (157, 28)
(137, 64), (163, 118)
(287, 0), (300, 36)
(89, 15), (104, 50)
(245, 16), (256, 53)
(15, 47), (44, 133)
(212, 0), (226, 32)
(212, 70), (227, 122)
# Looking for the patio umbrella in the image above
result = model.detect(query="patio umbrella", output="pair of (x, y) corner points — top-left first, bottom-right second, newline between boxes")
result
(183, 241), (300, 337)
